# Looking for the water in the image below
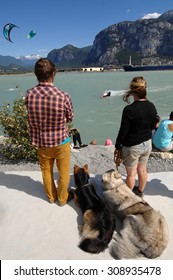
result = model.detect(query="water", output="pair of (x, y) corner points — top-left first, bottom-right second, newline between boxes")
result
(0, 71), (173, 145)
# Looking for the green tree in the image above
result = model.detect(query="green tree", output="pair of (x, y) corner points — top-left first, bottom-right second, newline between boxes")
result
(0, 96), (37, 161)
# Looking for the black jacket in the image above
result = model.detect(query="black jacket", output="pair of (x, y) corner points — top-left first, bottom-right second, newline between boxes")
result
(115, 100), (157, 150)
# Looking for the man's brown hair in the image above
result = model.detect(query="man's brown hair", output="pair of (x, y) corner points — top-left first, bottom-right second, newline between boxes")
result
(34, 58), (56, 82)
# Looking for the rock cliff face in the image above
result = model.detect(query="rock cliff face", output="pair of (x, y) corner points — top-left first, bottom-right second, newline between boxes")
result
(47, 10), (173, 68)
(84, 10), (173, 66)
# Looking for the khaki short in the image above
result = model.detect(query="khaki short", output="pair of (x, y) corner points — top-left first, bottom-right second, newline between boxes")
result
(122, 139), (152, 168)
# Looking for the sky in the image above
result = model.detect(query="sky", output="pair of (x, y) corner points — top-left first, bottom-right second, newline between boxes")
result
(0, 0), (173, 58)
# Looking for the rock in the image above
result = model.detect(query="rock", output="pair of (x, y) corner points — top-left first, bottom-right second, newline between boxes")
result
(0, 139), (173, 173)
(151, 151), (173, 159)
(85, 10), (173, 66)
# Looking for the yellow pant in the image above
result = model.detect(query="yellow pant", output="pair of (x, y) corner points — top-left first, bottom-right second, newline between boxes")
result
(38, 142), (70, 204)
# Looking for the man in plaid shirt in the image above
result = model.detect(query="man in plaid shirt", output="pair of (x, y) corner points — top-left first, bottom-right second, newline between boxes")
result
(26, 58), (74, 206)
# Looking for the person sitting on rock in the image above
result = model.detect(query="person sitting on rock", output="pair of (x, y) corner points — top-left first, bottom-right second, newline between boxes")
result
(90, 139), (97, 145)
(68, 126), (88, 149)
(153, 111), (173, 152)
(105, 138), (113, 146)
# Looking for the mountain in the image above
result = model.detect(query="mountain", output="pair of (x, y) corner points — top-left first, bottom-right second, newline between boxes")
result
(84, 10), (173, 66)
(157, 10), (173, 23)
(0, 55), (27, 67)
(16, 54), (41, 65)
(46, 10), (173, 68)
(47, 44), (92, 68)
(0, 55), (32, 73)
(0, 54), (41, 73)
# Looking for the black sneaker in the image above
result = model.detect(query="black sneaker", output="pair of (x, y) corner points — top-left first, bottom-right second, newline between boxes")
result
(133, 186), (144, 198)
(80, 144), (88, 148)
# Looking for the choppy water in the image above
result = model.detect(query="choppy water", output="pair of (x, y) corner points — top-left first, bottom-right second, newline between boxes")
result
(0, 71), (173, 144)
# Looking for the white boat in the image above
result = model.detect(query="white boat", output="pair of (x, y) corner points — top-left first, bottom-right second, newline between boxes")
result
(100, 90), (111, 98)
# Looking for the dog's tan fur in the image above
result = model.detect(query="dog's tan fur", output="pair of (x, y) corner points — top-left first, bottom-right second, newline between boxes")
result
(81, 210), (100, 239)
(102, 170), (169, 259)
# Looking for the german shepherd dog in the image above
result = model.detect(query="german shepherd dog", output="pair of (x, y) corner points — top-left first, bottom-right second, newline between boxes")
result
(73, 164), (115, 254)
(102, 170), (169, 259)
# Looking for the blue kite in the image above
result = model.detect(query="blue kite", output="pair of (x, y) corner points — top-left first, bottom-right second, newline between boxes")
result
(27, 30), (36, 39)
(3, 23), (19, 43)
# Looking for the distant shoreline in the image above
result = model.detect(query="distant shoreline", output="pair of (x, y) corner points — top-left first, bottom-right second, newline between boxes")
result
(0, 72), (34, 76)
(0, 68), (123, 76)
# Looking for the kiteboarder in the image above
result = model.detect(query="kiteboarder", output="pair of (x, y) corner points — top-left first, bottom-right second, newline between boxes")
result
(100, 91), (111, 98)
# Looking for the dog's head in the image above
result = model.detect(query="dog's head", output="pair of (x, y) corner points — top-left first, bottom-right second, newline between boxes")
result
(74, 164), (90, 188)
(102, 170), (122, 191)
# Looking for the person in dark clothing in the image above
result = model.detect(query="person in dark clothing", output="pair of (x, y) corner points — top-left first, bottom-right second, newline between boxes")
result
(114, 76), (157, 197)
(68, 127), (88, 149)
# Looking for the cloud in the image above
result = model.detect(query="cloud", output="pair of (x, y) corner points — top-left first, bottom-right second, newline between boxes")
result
(142, 12), (161, 19)
(38, 49), (48, 53)
(37, 49), (48, 57)
(126, 9), (131, 14)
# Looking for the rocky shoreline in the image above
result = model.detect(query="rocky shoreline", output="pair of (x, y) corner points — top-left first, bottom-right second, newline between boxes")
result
(0, 135), (173, 174)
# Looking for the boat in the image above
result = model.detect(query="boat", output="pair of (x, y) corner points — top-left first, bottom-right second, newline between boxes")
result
(123, 56), (173, 72)
(100, 90), (111, 98)
(123, 64), (173, 71)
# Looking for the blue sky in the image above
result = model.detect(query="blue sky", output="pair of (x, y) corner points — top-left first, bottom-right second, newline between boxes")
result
(0, 0), (172, 57)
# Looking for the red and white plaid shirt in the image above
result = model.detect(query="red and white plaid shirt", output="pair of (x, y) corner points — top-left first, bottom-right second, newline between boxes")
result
(26, 82), (74, 147)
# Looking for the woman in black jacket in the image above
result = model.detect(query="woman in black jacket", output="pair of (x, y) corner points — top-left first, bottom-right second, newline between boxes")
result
(114, 76), (157, 197)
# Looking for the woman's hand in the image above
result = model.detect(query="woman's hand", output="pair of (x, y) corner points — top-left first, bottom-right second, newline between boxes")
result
(114, 149), (122, 168)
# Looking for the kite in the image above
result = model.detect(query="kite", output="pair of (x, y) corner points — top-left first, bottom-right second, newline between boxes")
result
(27, 30), (36, 39)
(3, 23), (19, 43)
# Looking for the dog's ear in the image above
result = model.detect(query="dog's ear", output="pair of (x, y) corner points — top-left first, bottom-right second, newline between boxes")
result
(83, 164), (88, 172)
(114, 171), (122, 179)
(74, 164), (81, 174)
